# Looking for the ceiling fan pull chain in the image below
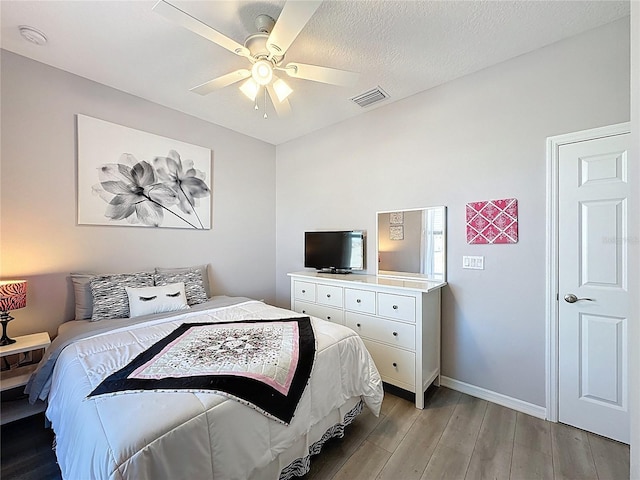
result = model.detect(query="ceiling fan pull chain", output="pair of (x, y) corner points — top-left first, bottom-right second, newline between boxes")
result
(263, 88), (268, 119)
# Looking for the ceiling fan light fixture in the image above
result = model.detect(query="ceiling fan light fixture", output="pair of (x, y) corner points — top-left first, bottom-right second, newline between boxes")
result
(240, 78), (259, 101)
(156, 0), (355, 119)
(252, 60), (273, 86)
(272, 78), (293, 102)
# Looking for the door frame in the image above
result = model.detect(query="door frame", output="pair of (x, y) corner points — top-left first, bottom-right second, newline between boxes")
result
(545, 122), (631, 422)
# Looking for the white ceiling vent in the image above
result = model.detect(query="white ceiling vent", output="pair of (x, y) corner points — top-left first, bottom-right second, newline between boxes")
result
(350, 86), (389, 108)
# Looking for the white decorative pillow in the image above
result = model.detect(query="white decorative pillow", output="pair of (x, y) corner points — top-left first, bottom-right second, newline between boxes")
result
(126, 283), (190, 318)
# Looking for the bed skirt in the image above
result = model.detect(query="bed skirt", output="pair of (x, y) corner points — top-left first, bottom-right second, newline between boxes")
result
(280, 399), (364, 479)
(247, 396), (364, 480)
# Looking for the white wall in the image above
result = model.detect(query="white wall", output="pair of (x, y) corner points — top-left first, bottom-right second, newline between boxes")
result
(275, 19), (630, 407)
(0, 51), (277, 337)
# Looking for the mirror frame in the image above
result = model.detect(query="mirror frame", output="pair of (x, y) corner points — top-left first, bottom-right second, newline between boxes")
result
(376, 206), (447, 282)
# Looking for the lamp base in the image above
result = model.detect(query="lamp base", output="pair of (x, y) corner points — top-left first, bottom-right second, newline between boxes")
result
(0, 335), (16, 346)
(0, 315), (16, 346)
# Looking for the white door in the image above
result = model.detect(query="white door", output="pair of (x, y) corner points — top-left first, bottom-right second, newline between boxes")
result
(558, 132), (630, 443)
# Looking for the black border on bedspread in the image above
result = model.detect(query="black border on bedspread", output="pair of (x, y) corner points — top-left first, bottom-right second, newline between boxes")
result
(87, 317), (316, 424)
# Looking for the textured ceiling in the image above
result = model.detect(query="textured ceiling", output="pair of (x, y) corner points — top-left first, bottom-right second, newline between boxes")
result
(0, 1), (630, 145)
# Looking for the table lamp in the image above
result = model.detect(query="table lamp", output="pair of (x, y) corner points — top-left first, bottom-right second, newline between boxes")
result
(0, 280), (27, 346)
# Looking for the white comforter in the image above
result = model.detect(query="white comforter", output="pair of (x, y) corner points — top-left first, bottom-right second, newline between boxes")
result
(45, 300), (383, 480)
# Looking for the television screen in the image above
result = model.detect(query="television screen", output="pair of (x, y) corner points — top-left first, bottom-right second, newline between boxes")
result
(304, 231), (365, 272)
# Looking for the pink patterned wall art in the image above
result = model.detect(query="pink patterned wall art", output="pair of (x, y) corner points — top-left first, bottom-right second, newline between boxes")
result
(466, 198), (518, 244)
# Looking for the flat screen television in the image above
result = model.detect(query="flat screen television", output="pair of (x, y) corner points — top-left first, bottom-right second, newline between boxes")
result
(304, 231), (365, 273)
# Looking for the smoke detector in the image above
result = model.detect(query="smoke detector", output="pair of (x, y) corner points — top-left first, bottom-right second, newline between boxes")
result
(19, 26), (48, 46)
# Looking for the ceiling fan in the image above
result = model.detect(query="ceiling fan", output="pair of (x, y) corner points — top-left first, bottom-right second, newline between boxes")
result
(152, 0), (359, 118)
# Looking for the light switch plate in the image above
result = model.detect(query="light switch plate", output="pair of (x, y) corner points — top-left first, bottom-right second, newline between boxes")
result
(463, 255), (484, 270)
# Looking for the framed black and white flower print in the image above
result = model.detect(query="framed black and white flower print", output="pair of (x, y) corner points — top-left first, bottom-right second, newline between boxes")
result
(77, 115), (212, 229)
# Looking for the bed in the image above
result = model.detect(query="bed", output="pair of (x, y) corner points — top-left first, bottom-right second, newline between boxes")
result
(26, 295), (383, 480)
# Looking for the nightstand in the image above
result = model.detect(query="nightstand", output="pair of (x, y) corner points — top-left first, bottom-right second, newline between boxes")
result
(0, 332), (51, 424)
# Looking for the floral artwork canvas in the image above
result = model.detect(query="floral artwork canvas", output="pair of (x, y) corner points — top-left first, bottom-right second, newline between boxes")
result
(466, 198), (518, 244)
(77, 115), (212, 229)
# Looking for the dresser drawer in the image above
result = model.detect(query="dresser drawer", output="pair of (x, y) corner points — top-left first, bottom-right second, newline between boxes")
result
(317, 284), (343, 308)
(344, 288), (376, 314)
(378, 293), (416, 323)
(346, 312), (415, 350)
(362, 339), (415, 388)
(294, 301), (344, 325)
(293, 281), (316, 302)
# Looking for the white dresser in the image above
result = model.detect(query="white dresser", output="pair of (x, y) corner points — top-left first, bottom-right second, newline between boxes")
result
(288, 271), (445, 409)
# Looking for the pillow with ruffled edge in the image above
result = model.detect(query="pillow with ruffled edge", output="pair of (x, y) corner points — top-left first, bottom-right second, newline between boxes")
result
(126, 283), (190, 318)
(155, 265), (212, 298)
(154, 269), (208, 306)
(90, 272), (155, 321)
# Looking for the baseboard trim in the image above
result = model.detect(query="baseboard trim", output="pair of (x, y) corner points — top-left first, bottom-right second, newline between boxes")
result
(440, 376), (547, 419)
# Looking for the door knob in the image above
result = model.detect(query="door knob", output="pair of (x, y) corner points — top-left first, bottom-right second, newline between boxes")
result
(564, 293), (594, 303)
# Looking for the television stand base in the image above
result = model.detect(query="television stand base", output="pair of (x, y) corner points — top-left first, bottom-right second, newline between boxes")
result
(317, 268), (352, 274)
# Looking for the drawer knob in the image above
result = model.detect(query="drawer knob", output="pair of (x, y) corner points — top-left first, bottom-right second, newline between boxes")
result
(356, 323), (361, 327)
(302, 289), (306, 293)
(392, 362), (397, 368)
(356, 299), (361, 303)
(392, 305), (398, 310)
(302, 310), (306, 314)
(392, 332), (398, 336)
(327, 294), (331, 298)
(327, 316), (331, 320)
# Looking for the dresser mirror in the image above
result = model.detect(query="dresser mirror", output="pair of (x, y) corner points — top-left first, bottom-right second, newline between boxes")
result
(376, 206), (446, 281)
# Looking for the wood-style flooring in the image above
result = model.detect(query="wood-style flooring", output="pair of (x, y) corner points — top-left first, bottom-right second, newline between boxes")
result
(1, 411), (60, 480)
(0, 387), (629, 480)
(302, 387), (629, 480)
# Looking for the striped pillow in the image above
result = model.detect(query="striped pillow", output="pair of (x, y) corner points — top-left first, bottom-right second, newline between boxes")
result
(153, 270), (208, 306)
(90, 272), (154, 321)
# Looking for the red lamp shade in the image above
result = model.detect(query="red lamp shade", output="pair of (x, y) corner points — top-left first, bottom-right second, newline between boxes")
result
(0, 280), (27, 312)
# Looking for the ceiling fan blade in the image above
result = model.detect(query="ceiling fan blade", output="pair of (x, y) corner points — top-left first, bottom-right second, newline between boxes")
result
(190, 69), (251, 95)
(153, 0), (250, 57)
(266, 0), (322, 57)
(266, 84), (292, 117)
(284, 62), (359, 87)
